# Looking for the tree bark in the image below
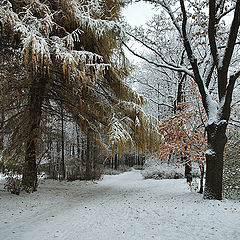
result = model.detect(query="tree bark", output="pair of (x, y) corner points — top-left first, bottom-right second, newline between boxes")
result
(114, 148), (118, 170)
(204, 122), (227, 200)
(76, 127), (81, 159)
(22, 75), (48, 192)
(199, 164), (204, 194)
(60, 105), (65, 180)
(184, 161), (192, 184)
(0, 110), (5, 174)
(85, 134), (91, 180)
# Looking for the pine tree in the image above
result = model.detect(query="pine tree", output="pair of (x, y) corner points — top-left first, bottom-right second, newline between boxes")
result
(0, 0), (161, 192)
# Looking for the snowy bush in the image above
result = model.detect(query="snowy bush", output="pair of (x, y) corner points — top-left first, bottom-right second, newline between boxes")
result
(142, 157), (201, 180)
(142, 158), (185, 179)
(65, 156), (85, 181)
(4, 174), (22, 195)
(102, 165), (131, 175)
(223, 130), (240, 200)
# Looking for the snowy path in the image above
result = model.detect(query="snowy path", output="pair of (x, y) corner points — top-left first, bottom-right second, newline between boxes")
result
(0, 171), (239, 240)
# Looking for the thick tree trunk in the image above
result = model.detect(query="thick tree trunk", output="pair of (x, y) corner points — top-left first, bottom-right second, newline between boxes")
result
(204, 123), (227, 200)
(22, 139), (38, 191)
(22, 76), (47, 192)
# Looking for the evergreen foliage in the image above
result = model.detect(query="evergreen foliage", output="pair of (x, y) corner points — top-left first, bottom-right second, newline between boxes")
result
(0, 0), (161, 192)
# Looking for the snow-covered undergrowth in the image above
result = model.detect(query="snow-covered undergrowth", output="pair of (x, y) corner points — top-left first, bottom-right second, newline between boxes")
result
(142, 157), (200, 180)
(223, 160), (240, 200)
(0, 173), (5, 180)
(102, 165), (132, 176)
(0, 170), (239, 240)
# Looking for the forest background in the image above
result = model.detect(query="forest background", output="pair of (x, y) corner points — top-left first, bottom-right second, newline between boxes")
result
(0, 0), (239, 200)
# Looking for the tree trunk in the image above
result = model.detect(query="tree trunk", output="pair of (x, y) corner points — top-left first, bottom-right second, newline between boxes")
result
(22, 76), (48, 192)
(85, 135), (91, 180)
(111, 156), (114, 169)
(0, 110), (4, 151)
(60, 105), (65, 180)
(204, 123), (227, 200)
(22, 138), (38, 191)
(114, 149), (118, 170)
(76, 125), (81, 159)
(184, 161), (192, 184)
(199, 164), (204, 194)
(0, 110), (5, 174)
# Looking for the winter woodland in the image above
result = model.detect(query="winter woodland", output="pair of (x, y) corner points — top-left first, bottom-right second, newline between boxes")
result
(0, 0), (239, 239)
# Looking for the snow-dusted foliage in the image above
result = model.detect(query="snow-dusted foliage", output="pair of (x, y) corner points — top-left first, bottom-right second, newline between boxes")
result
(142, 156), (200, 180)
(125, 0), (240, 199)
(108, 100), (162, 155)
(142, 158), (185, 180)
(126, 0), (240, 128)
(223, 129), (240, 200)
(0, 0), (118, 82)
(128, 62), (177, 121)
(108, 114), (134, 154)
(0, 0), (166, 187)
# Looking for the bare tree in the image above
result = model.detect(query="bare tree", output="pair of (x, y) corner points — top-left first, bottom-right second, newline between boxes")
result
(125, 0), (240, 199)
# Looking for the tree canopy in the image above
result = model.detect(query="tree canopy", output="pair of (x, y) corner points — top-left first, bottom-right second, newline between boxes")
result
(125, 0), (240, 199)
(0, 0), (161, 191)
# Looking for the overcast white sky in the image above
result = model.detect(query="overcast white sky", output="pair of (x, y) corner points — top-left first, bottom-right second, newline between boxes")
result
(122, 2), (157, 27)
(121, 2), (158, 62)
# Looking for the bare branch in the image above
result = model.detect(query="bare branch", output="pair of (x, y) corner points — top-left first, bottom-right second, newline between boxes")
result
(209, 0), (220, 68)
(127, 31), (180, 68)
(221, 0), (240, 72)
(216, 0), (240, 100)
(223, 0), (240, 69)
(148, 98), (174, 109)
(205, 61), (215, 88)
(216, 5), (235, 21)
(123, 41), (194, 77)
(179, 0), (208, 113)
(222, 74), (238, 121)
(132, 80), (166, 98)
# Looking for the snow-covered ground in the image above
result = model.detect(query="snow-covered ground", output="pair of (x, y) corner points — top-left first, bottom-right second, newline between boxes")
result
(0, 171), (239, 240)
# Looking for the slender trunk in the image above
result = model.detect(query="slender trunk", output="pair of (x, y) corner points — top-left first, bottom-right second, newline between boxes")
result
(204, 123), (227, 200)
(157, 83), (160, 121)
(114, 147), (118, 170)
(72, 145), (75, 156)
(111, 155), (114, 169)
(60, 105), (65, 180)
(184, 161), (192, 184)
(76, 125), (81, 159)
(199, 164), (204, 194)
(85, 135), (91, 180)
(0, 110), (4, 174)
(22, 75), (48, 192)
(0, 110), (4, 151)
(175, 74), (191, 183)
(56, 140), (60, 178)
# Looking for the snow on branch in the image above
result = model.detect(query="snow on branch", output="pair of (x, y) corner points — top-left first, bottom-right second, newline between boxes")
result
(107, 114), (133, 155)
(22, 34), (51, 74)
(107, 99), (162, 155)
(64, 0), (123, 38)
(0, 0), (116, 80)
(123, 42), (194, 77)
